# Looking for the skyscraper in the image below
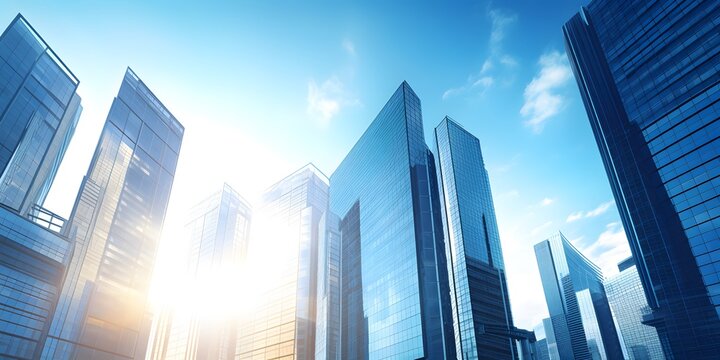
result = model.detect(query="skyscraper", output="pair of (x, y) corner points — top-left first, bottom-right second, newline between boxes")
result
(563, 1), (720, 357)
(434, 116), (516, 359)
(0, 14), (82, 216)
(0, 13), (80, 360)
(605, 257), (665, 360)
(154, 184), (251, 359)
(534, 231), (622, 360)
(542, 318), (560, 360)
(235, 164), (328, 360)
(43, 68), (184, 359)
(314, 211), (341, 360)
(329, 81), (454, 359)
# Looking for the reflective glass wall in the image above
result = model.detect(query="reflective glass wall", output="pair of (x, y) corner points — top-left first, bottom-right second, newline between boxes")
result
(434, 116), (515, 359)
(235, 164), (327, 360)
(605, 258), (665, 360)
(564, 1), (720, 356)
(329, 81), (454, 359)
(0, 14), (81, 216)
(534, 232), (622, 360)
(43, 68), (184, 359)
(154, 184), (251, 360)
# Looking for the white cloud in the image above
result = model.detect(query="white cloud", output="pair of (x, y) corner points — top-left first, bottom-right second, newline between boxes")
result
(520, 51), (573, 133)
(540, 197), (555, 206)
(307, 76), (358, 127)
(342, 39), (355, 56)
(575, 222), (631, 276)
(566, 200), (615, 222)
(442, 75), (495, 100)
(488, 9), (517, 53)
(480, 59), (493, 74)
(500, 55), (518, 67)
(442, 7), (516, 100)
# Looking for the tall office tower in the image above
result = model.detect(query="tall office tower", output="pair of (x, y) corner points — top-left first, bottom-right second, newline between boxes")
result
(0, 13), (80, 359)
(235, 164), (328, 360)
(43, 68), (184, 359)
(534, 232), (622, 360)
(434, 116), (516, 359)
(0, 14), (82, 215)
(542, 318), (560, 360)
(535, 338), (550, 360)
(155, 184), (252, 359)
(563, 1), (720, 357)
(314, 212), (341, 360)
(605, 257), (665, 360)
(329, 81), (454, 359)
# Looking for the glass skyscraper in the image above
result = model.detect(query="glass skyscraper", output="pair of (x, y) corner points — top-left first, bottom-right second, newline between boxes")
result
(151, 184), (252, 360)
(534, 232), (622, 360)
(563, 1), (720, 357)
(43, 68), (184, 359)
(329, 81), (454, 359)
(542, 317), (560, 360)
(314, 211), (341, 360)
(235, 164), (327, 360)
(605, 257), (665, 360)
(0, 13), (80, 360)
(434, 116), (516, 359)
(0, 205), (72, 359)
(0, 14), (82, 216)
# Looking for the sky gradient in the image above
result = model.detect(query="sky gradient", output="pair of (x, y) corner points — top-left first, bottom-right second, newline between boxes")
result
(1, 0), (631, 330)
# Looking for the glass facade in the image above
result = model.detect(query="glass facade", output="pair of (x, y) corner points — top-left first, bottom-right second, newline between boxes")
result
(535, 338), (550, 360)
(434, 116), (515, 359)
(315, 211), (341, 360)
(329, 81), (454, 359)
(542, 317), (561, 360)
(235, 164), (327, 360)
(0, 14), (82, 216)
(605, 258), (665, 360)
(563, 1), (720, 357)
(152, 184), (251, 360)
(0, 205), (72, 359)
(534, 232), (622, 360)
(43, 68), (184, 359)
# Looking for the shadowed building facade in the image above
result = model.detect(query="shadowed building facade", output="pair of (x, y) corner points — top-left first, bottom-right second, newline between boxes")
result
(43, 68), (184, 359)
(329, 81), (455, 359)
(564, 1), (720, 357)
(0, 14), (82, 217)
(0, 13), (80, 359)
(534, 232), (622, 360)
(434, 117), (516, 359)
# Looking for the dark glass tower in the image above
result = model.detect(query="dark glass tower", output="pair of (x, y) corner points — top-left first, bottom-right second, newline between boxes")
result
(434, 117), (516, 359)
(564, 1), (720, 357)
(329, 81), (454, 359)
(534, 232), (623, 360)
(0, 13), (79, 360)
(43, 68), (184, 359)
(0, 14), (82, 216)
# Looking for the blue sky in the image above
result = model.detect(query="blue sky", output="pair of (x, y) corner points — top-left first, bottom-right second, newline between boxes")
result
(2, 0), (631, 329)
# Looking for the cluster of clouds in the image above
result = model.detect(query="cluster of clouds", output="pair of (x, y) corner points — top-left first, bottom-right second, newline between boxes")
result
(443, 8), (518, 100)
(566, 200), (615, 222)
(521, 51), (573, 133)
(306, 39), (359, 128)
